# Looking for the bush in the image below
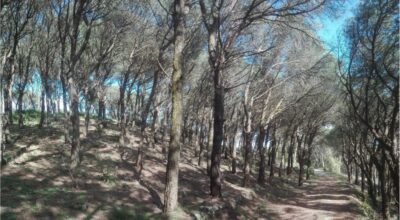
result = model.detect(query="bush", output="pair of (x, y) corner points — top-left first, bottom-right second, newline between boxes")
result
(325, 155), (341, 174)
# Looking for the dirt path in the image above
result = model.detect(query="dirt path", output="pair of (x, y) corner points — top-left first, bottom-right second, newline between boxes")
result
(266, 169), (365, 220)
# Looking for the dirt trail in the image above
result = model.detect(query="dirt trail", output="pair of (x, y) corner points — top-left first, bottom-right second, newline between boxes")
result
(266, 169), (365, 220)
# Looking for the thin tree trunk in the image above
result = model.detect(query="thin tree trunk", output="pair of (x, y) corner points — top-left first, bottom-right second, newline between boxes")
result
(269, 125), (277, 178)
(242, 131), (252, 187)
(378, 150), (389, 219)
(69, 77), (80, 172)
(85, 101), (90, 137)
(286, 132), (295, 175)
(242, 84), (253, 187)
(61, 74), (70, 144)
(257, 126), (267, 184)
(232, 128), (240, 174)
(279, 138), (287, 177)
(206, 112), (213, 174)
(354, 165), (359, 185)
(297, 134), (304, 186)
(39, 86), (46, 128)
(17, 90), (24, 128)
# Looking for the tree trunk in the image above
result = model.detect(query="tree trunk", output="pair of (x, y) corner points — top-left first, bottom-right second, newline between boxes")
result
(242, 131), (252, 187)
(69, 77), (80, 172)
(242, 84), (253, 187)
(98, 98), (105, 120)
(210, 82), (224, 197)
(257, 126), (267, 184)
(39, 85), (46, 128)
(137, 52), (162, 170)
(279, 138), (287, 177)
(161, 109), (169, 156)
(4, 74), (13, 128)
(164, 0), (186, 212)
(0, 86), (4, 165)
(297, 134), (304, 186)
(60, 74), (70, 144)
(17, 90), (24, 128)
(269, 126), (277, 178)
(378, 151), (389, 219)
(45, 87), (51, 126)
(206, 112), (213, 173)
(361, 168), (365, 195)
(198, 116), (205, 166)
(286, 133), (295, 175)
(85, 101), (90, 137)
(354, 165), (359, 185)
(152, 107), (159, 144)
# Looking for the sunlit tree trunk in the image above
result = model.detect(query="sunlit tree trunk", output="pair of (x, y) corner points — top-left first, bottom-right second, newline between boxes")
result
(163, 0), (187, 213)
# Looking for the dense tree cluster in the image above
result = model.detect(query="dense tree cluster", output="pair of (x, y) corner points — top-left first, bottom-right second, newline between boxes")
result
(0, 0), (398, 218)
(337, 0), (399, 218)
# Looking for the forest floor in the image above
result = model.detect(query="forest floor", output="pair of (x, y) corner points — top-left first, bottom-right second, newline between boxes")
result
(1, 119), (367, 220)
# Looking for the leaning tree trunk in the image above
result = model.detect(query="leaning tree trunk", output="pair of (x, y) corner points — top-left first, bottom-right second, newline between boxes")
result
(137, 43), (164, 170)
(164, 0), (187, 212)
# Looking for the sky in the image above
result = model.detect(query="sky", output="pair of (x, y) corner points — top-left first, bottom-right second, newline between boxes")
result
(316, 1), (359, 51)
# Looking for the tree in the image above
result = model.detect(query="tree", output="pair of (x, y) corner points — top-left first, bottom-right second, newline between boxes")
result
(0, 0), (36, 164)
(164, 0), (189, 213)
(339, 0), (399, 217)
(198, 0), (328, 197)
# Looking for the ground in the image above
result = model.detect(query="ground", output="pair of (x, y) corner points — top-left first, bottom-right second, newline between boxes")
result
(1, 119), (367, 219)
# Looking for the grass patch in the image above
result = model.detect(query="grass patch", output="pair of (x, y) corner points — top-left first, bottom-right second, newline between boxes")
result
(12, 110), (41, 124)
(108, 205), (154, 220)
(1, 211), (17, 220)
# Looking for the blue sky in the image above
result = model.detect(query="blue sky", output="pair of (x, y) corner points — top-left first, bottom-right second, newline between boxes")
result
(316, 1), (359, 50)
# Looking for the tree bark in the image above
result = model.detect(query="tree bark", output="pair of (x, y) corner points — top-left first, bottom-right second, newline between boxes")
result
(286, 132), (295, 175)
(269, 125), (277, 178)
(257, 125), (267, 184)
(206, 112), (213, 174)
(39, 85), (46, 128)
(210, 83), (224, 197)
(69, 76), (80, 172)
(17, 90), (24, 128)
(242, 83), (253, 187)
(279, 138), (287, 177)
(232, 128), (240, 174)
(85, 100), (90, 137)
(164, 0), (187, 213)
(297, 134), (304, 186)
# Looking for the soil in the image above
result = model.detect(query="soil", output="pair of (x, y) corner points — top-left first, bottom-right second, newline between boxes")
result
(0, 120), (366, 219)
